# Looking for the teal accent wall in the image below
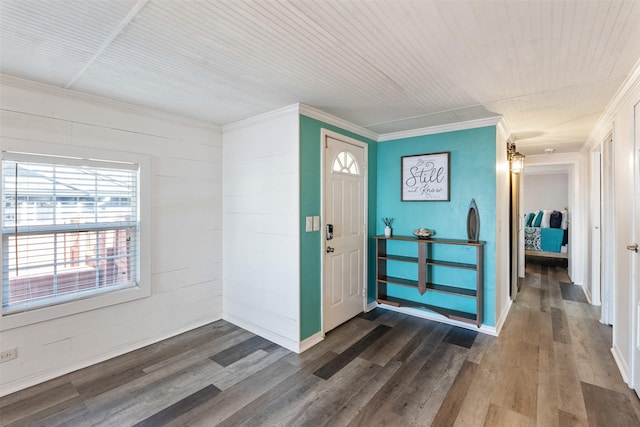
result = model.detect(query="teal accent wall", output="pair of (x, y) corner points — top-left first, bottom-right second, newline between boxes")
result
(299, 115), (377, 340)
(377, 126), (497, 326)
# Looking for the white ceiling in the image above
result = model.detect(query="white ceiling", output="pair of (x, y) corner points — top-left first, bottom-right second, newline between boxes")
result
(1, 0), (639, 154)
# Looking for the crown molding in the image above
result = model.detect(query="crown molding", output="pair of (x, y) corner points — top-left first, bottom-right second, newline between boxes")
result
(378, 115), (503, 142)
(298, 104), (378, 141)
(582, 57), (640, 153)
(496, 117), (512, 143)
(0, 74), (221, 132)
(222, 103), (300, 133)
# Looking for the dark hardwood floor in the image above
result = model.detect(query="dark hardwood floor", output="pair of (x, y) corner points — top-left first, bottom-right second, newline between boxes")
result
(2, 258), (639, 426)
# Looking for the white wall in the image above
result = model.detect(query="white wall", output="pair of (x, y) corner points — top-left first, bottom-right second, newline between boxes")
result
(222, 106), (301, 351)
(523, 173), (568, 213)
(0, 77), (222, 396)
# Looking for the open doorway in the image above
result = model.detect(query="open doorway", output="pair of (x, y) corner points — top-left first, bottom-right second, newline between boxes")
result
(513, 154), (584, 300)
(521, 170), (570, 270)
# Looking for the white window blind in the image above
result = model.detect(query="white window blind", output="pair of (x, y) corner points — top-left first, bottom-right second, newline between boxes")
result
(1, 153), (139, 315)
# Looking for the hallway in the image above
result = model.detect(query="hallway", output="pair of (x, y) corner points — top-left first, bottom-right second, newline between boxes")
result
(490, 257), (640, 425)
(1, 258), (639, 426)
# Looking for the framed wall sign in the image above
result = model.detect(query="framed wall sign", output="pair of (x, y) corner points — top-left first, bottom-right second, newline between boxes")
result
(401, 151), (450, 201)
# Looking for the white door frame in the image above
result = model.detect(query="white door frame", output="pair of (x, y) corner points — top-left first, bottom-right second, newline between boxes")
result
(320, 128), (368, 334)
(523, 154), (583, 287)
(601, 133), (615, 325)
(631, 102), (640, 395)
(590, 147), (602, 306)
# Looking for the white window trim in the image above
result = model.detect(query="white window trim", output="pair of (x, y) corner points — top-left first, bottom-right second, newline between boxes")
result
(0, 140), (151, 331)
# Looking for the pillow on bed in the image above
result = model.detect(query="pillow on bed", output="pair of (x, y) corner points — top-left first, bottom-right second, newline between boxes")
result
(541, 210), (552, 228)
(533, 210), (543, 227)
(550, 211), (562, 228)
(561, 210), (568, 230)
(524, 212), (535, 227)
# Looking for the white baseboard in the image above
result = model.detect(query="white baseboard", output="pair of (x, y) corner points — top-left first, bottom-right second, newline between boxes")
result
(222, 312), (300, 353)
(366, 301), (378, 312)
(299, 331), (324, 353)
(611, 345), (630, 384)
(495, 298), (513, 335)
(0, 317), (221, 397)
(581, 283), (593, 304)
(375, 303), (498, 336)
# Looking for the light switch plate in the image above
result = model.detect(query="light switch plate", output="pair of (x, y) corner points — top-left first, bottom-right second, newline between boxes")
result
(313, 216), (320, 231)
(305, 216), (313, 232)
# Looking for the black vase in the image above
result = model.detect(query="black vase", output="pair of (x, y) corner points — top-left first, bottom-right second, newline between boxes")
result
(467, 199), (480, 241)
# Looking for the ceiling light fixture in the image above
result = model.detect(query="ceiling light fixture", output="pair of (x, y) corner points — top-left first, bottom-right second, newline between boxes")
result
(544, 148), (555, 154)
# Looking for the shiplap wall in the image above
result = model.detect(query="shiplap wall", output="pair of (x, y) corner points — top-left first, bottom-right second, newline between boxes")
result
(222, 106), (300, 351)
(0, 79), (222, 396)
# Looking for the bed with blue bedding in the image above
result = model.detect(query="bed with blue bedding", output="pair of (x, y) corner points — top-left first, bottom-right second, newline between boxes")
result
(523, 209), (568, 258)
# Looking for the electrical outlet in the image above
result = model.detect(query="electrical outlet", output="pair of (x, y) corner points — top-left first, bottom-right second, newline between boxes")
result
(0, 348), (17, 363)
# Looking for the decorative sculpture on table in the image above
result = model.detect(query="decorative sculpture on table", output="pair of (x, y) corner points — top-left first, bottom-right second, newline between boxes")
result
(467, 199), (480, 241)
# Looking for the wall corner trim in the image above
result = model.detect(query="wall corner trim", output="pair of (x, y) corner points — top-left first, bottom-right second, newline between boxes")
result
(298, 103), (378, 141)
(377, 116), (503, 142)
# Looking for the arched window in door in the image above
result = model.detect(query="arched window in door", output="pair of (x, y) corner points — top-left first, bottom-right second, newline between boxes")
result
(332, 151), (360, 175)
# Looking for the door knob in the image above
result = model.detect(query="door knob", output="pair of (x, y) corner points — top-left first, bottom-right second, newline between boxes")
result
(627, 244), (638, 253)
(326, 247), (335, 253)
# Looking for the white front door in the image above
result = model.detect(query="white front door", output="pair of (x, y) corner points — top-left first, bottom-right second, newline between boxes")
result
(632, 102), (640, 397)
(323, 134), (366, 333)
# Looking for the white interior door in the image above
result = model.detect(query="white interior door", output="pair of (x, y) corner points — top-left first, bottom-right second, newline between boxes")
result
(632, 102), (640, 396)
(323, 135), (366, 332)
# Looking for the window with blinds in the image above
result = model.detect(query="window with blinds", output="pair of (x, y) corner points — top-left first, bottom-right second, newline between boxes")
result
(1, 153), (139, 315)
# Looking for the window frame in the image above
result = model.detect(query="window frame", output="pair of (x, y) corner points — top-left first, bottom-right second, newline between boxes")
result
(0, 142), (151, 331)
(332, 151), (361, 176)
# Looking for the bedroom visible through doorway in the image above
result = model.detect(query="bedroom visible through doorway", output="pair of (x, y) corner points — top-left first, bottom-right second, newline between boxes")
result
(521, 165), (572, 283)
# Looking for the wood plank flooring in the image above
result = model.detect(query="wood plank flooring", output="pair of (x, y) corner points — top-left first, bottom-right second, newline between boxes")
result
(2, 258), (639, 426)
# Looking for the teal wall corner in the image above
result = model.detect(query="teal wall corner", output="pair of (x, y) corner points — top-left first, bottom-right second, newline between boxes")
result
(299, 115), (377, 340)
(377, 126), (498, 326)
